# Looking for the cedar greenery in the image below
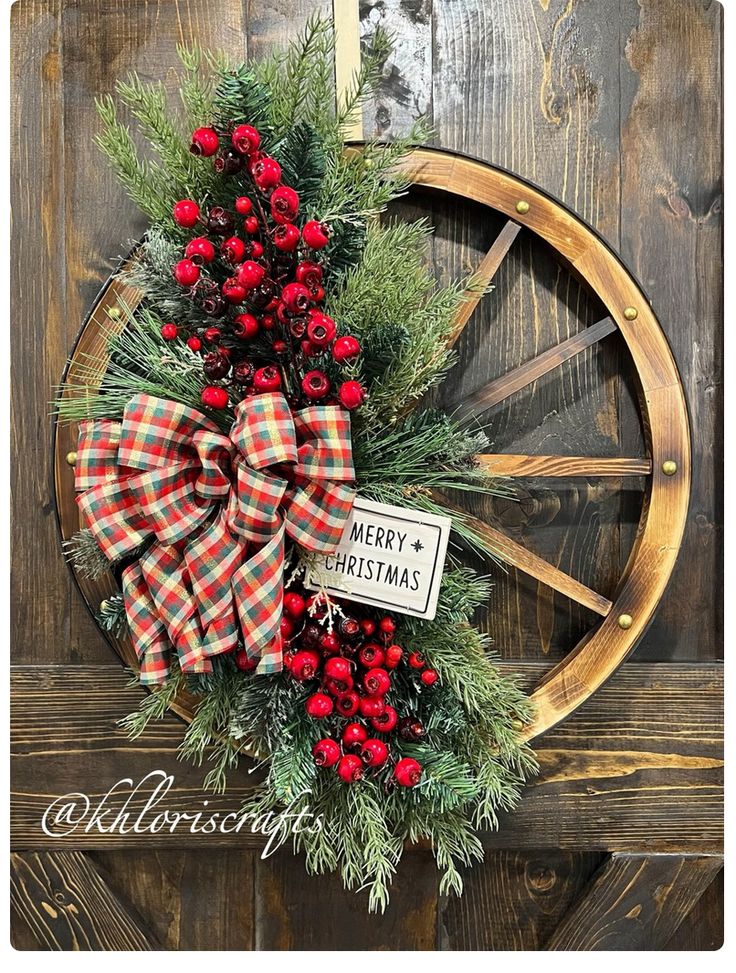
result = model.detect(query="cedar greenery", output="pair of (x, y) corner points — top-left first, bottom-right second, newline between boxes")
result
(58, 15), (536, 911)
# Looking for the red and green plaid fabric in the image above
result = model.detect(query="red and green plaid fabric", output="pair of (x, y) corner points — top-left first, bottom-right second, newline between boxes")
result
(75, 391), (355, 683)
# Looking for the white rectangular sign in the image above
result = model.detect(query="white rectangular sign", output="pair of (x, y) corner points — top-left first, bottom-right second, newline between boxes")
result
(305, 497), (451, 620)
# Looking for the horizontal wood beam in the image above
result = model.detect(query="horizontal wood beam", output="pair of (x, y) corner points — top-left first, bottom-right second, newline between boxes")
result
(450, 316), (617, 415)
(10, 663), (722, 852)
(477, 454), (652, 477)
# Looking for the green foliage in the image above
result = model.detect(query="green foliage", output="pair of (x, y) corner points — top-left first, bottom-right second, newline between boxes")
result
(95, 592), (129, 639)
(63, 528), (110, 580)
(277, 122), (327, 211)
(77, 12), (537, 912)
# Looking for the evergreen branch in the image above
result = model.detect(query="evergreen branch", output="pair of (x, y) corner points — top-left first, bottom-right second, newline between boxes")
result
(63, 528), (111, 580)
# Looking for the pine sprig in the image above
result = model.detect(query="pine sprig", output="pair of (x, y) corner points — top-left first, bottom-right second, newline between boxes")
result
(63, 528), (110, 580)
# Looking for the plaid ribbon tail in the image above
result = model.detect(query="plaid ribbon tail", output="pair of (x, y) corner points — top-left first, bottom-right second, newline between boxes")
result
(122, 562), (174, 685)
(233, 524), (286, 674)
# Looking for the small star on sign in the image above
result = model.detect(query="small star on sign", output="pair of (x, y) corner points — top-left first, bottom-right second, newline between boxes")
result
(412, 539), (424, 553)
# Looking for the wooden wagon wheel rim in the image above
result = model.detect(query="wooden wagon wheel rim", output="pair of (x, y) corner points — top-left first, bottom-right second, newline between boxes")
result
(53, 145), (691, 742)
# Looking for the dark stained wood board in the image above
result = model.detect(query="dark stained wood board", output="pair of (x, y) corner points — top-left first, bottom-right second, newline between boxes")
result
(11, 0), (722, 951)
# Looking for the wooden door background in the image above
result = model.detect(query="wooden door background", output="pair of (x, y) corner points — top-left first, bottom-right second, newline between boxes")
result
(10, 0), (723, 951)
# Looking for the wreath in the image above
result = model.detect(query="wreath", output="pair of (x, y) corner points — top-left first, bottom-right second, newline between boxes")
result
(57, 17), (536, 911)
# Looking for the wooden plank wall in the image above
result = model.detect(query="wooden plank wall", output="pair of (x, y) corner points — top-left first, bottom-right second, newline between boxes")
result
(10, 0), (722, 950)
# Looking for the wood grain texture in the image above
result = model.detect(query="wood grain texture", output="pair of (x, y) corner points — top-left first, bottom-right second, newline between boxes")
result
(664, 865), (724, 951)
(11, 663), (722, 853)
(255, 849), (438, 949)
(451, 316), (618, 415)
(89, 850), (256, 950)
(545, 853), (723, 951)
(447, 219), (522, 346)
(477, 455), (652, 477)
(439, 850), (603, 950)
(10, 850), (157, 950)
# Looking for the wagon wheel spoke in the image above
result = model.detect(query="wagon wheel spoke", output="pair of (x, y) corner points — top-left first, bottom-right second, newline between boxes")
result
(465, 513), (613, 616)
(447, 219), (522, 347)
(450, 315), (617, 415)
(476, 454), (652, 477)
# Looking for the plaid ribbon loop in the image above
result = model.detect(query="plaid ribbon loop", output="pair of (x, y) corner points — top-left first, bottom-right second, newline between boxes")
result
(75, 392), (356, 684)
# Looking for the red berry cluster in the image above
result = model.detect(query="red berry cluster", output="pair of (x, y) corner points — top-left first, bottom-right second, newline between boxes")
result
(277, 590), (439, 788)
(163, 123), (366, 413)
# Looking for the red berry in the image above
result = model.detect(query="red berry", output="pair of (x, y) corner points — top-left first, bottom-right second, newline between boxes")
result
(206, 206), (234, 235)
(325, 675), (353, 698)
(305, 692), (333, 719)
(312, 738), (341, 767)
(222, 278), (247, 304)
(233, 313), (259, 340)
(300, 340), (319, 359)
(244, 215), (260, 235)
(408, 651), (425, 669)
(252, 365), (281, 392)
(237, 260), (266, 290)
(379, 616), (396, 638)
(235, 196), (253, 215)
(336, 754), (363, 783)
(231, 124), (260, 155)
(359, 696), (385, 719)
(290, 649), (321, 681)
(310, 284), (325, 303)
(336, 691), (360, 718)
(295, 261), (323, 287)
(394, 757), (423, 788)
(173, 199), (200, 228)
(360, 619), (376, 638)
(384, 645), (403, 669)
(283, 592), (306, 619)
(187, 336), (202, 352)
(273, 223), (301, 252)
(319, 632), (340, 655)
(301, 370), (331, 401)
(190, 127), (219, 157)
(370, 705), (398, 734)
(273, 339), (287, 354)
(338, 380), (366, 410)
(332, 336), (361, 362)
(270, 185), (300, 224)
(342, 722), (368, 750)
(204, 327), (221, 343)
(324, 656), (352, 684)
(252, 156), (282, 190)
(234, 648), (257, 672)
(260, 314), (275, 330)
(160, 323), (178, 341)
(173, 258), (200, 286)
(246, 240), (264, 259)
(201, 386), (229, 409)
(281, 282), (311, 313)
(307, 311), (336, 348)
(361, 739), (389, 768)
(421, 668), (439, 686)
(364, 667), (391, 696)
(358, 644), (385, 668)
(302, 219), (330, 249)
(221, 236), (246, 263)
(185, 237), (216, 264)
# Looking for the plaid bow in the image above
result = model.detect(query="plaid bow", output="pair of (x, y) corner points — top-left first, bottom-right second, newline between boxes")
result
(74, 392), (356, 684)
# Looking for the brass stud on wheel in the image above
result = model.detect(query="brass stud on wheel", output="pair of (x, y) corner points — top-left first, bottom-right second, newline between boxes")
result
(662, 460), (677, 476)
(617, 613), (633, 630)
(65, 450), (77, 466)
(107, 306), (121, 319)
(511, 718), (524, 731)
(623, 306), (638, 321)
(515, 200), (530, 215)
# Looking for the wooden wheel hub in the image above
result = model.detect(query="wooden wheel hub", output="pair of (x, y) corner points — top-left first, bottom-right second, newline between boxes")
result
(53, 147), (691, 742)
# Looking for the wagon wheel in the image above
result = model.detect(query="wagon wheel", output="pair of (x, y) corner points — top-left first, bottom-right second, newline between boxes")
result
(53, 146), (691, 741)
